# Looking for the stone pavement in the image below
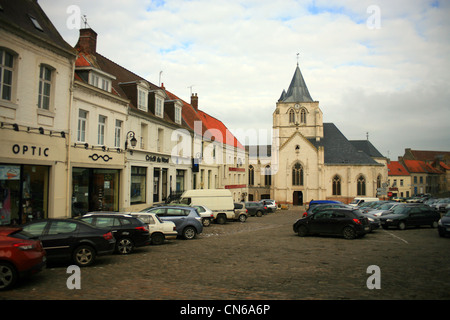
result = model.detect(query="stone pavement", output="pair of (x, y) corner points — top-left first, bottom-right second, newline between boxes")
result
(1, 208), (450, 301)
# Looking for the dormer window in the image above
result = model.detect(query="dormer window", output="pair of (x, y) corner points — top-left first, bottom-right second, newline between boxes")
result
(138, 87), (148, 111)
(89, 72), (111, 92)
(155, 97), (163, 117)
(175, 104), (182, 124)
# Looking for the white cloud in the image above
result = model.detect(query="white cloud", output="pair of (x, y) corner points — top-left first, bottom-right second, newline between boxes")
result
(39, 0), (450, 159)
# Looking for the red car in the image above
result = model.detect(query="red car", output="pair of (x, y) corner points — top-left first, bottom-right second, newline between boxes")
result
(0, 227), (46, 290)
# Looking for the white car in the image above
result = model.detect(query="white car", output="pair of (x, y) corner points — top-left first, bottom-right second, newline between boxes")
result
(191, 205), (214, 227)
(130, 212), (178, 245)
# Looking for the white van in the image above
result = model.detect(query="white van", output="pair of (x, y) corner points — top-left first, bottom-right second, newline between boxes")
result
(179, 189), (235, 224)
(349, 197), (379, 206)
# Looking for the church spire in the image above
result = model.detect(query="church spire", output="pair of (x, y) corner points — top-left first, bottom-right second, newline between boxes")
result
(280, 64), (313, 103)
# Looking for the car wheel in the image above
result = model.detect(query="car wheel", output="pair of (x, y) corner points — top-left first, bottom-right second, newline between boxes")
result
(343, 226), (356, 239)
(151, 233), (165, 245)
(256, 210), (262, 217)
(398, 221), (406, 230)
(238, 214), (247, 223)
(297, 225), (308, 237)
(0, 262), (17, 291)
(183, 226), (197, 240)
(116, 238), (134, 254)
(73, 245), (96, 267)
(202, 218), (211, 227)
(216, 214), (227, 225)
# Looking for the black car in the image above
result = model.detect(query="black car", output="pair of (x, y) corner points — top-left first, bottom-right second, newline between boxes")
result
(302, 203), (351, 217)
(379, 204), (441, 230)
(438, 210), (450, 237)
(21, 219), (116, 267)
(245, 202), (268, 217)
(293, 208), (371, 239)
(78, 213), (151, 254)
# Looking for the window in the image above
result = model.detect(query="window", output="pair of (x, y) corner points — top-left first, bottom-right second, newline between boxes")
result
(114, 120), (122, 148)
(48, 221), (77, 235)
(38, 65), (52, 110)
(357, 175), (366, 196)
(98, 115), (106, 145)
(155, 97), (163, 117)
(0, 49), (14, 101)
(77, 110), (88, 142)
(332, 175), (341, 195)
(131, 166), (146, 204)
(264, 165), (271, 186)
(175, 105), (182, 124)
(292, 163), (303, 186)
(248, 165), (254, 186)
(138, 88), (148, 111)
(377, 175), (382, 189)
(90, 72), (111, 92)
(300, 109), (307, 124)
(289, 109), (295, 124)
(28, 15), (44, 31)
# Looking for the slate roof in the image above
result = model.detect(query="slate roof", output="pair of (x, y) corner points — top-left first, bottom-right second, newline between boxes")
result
(350, 140), (385, 158)
(0, 0), (75, 57)
(308, 123), (383, 166)
(278, 65), (314, 103)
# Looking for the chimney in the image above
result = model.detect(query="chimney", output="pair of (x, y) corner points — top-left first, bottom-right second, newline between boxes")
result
(191, 93), (198, 111)
(76, 28), (98, 54)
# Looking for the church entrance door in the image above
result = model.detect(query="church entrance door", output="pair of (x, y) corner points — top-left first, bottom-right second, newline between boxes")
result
(293, 191), (303, 205)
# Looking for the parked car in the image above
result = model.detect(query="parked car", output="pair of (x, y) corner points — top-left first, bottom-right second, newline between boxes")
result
(293, 208), (371, 239)
(141, 206), (203, 240)
(259, 199), (277, 212)
(432, 198), (450, 213)
(245, 201), (268, 217)
(191, 205), (215, 227)
(233, 203), (248, 222)
(438, 210), (450, 237)
(302, 203), (351, 218)
(379, 204), (441, 230)
(129, 212), (177, 245)
(78, 213), (150, 254)
(21, 219), (115, 267)
(367, 202), (403, 217)
(308, 200), (342, 209)
(0, 227), (46, 290)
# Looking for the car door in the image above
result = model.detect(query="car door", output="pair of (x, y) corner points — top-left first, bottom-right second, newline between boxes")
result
(407, 208), (423, 226)
(40, 221), (79, 260)
(308, 210), (334, 234)
(94, 216), (123, 239)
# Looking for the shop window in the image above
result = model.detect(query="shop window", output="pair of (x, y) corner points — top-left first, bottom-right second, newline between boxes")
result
(0, 164), (49, 225)
(131, 166), (146, 204)
(72, 168), (119, 217)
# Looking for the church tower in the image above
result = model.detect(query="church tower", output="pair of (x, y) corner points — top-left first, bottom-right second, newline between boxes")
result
(271, 64), (325, 205)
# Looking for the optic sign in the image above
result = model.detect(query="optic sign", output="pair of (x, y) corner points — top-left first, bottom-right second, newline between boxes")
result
(11, 144), (49, 157)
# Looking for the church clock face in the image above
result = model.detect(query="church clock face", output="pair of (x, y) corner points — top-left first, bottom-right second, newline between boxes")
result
(294, 104), (300, 110)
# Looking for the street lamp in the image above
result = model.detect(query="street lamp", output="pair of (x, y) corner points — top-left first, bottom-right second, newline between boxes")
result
(125, 131), (137, 152)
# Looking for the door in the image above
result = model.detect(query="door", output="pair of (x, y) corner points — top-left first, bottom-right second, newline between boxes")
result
(293, 191), (303, 205)
(40, 220), (78, 260)
(308, 210), (333, 234)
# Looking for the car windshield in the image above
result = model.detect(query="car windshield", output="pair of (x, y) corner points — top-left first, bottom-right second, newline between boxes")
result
(377, 203), (395, 210)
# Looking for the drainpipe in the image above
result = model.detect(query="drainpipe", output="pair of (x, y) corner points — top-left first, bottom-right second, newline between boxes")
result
(66, 59), (75, 218)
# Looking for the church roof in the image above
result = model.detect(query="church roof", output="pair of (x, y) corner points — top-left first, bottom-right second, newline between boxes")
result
(308, 123), (383, 166)
(279, 65), (314, 103)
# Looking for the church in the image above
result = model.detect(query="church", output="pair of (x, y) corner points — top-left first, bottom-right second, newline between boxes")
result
(247, 64), (388, 205)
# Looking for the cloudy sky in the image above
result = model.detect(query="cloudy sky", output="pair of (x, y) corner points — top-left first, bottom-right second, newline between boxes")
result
(40, 0), (450, 160)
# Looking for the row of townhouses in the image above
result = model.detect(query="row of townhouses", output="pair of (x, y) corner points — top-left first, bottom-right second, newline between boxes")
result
(387, 149), (450, 199)
(0, 0), (247, 225)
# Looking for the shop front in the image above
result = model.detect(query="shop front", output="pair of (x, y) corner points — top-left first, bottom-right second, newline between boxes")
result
(0, 129), (67, 225)
(70, 145), (125, 217)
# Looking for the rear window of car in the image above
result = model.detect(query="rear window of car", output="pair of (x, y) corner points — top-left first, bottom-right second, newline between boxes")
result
(166, 208), (188, 216)
(8, 229), (36, 240)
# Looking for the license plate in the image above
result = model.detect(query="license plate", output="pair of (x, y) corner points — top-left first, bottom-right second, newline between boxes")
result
(364, 226), (370, 231)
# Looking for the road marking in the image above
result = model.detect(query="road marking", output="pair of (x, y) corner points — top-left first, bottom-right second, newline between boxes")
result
(382, 230), (409, 244)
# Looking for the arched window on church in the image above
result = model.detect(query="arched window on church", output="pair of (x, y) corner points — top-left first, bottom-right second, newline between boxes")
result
(292, 163), (303, 186)
(248, 165), (254, 186)
(264, 165), (271, 186)
(377, 175), (382, 189)
(300, 109), (306, 124)
(357, 175), (366, 196)
(289, 109), (295, 124)
(332, 175), (341, 195)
